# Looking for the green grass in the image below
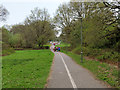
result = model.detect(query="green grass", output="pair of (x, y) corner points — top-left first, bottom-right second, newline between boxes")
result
(2, 49), (54, 88)
(62, 51), (119, 88)
(43, 44), (51, 47)
(55, 43), (70, 47)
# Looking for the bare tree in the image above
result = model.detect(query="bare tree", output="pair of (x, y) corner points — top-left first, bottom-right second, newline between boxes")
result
(0, 5), (9, 21)
(103, 1), (120, 9)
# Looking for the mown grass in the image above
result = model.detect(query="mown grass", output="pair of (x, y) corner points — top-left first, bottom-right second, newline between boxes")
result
(43, 44), (51, 47)
(62, 51), (119, 88)
(55, 43), (70, 47)
(2, 50), (54, 88)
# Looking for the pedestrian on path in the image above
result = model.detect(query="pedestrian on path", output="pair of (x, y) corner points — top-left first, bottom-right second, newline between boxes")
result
(58, 47), (60, 51)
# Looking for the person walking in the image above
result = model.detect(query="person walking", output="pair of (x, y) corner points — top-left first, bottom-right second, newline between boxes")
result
(58, 47), (60, 51)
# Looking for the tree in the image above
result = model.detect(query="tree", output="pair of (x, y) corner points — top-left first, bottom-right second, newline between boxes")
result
(9, 7), (55, 48)
(54, 3), (74, 29)
(103, 1), (120, 9)
(0, 5), (9, 21)
(53, 2), (81, 45)
(2, 27), (10, 44)
(0, 5), (9, 53)
(55, 2), (119, 50)
(1, 27), (11, 52)
(9, 34), (24, 48)
(24, 7), (55, 48)
(24, 7), (51, 24)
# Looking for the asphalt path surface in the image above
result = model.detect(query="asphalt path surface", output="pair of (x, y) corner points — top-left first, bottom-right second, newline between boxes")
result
(47, 46), (108, 88)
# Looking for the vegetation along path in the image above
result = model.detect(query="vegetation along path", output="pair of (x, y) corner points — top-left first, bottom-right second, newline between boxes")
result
(47, 46), (108, 88)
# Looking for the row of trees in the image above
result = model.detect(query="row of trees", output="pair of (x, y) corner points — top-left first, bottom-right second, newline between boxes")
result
(1, 1), (120, 51)
(2, 8), (55, 49)
(54, 2), (119, 51)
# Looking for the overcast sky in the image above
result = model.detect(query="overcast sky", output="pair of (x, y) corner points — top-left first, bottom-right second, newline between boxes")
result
(0, 0), (70, 27)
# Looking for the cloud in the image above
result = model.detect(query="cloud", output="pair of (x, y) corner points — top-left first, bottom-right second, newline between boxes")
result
(70, 0), (116, 2)
(1, 0), (116, 3)
(1, 0), (70, 3)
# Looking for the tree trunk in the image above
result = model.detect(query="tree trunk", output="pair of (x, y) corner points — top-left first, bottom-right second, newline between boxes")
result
(38, 43), (41, 48)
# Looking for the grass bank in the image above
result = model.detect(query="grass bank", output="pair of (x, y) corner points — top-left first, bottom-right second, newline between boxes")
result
(62, 51), (119, 88)
(71, 46), (119, 66)
(2, 49), (54, 88)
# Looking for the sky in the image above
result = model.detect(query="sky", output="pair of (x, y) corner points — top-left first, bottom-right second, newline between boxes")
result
(0, 0), (115, 27)
(0, 0), (70, 27)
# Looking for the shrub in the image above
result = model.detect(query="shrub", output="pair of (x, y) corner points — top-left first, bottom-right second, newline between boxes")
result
(2, 43), (15, 56)
(2, 48), (15, 56)
(43, 46), (49, 49)
(61, 46), (72, 51)
(96, 55), (105, 60)
(72, 46), (101, 56)
(70, 45), (119, 64)
(32, 44), (39, 49)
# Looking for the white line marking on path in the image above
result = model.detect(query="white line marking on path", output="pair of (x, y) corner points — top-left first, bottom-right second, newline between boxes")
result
(59, 53), (78, 90)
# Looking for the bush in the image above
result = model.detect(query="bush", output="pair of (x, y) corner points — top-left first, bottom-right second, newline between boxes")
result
(32, 44), (39, 49)
(14, 48), (24, 50)
(72, 46), (101, 56)
(2, 48), (15, 56)
(43, 46), (49, 49)
(72, 46), (81, 55)
(2, 43), (10, 50)
(70, 45), (119, 64)
(2, 43), (15, 56)
(96, 55), (105, 60)
(61, 46), (72, 51)
(32, 44), (50, 49)
(92, 50), (119, 64)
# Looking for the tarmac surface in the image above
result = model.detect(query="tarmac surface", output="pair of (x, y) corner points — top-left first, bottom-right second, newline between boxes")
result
(47, 47), (108, 88)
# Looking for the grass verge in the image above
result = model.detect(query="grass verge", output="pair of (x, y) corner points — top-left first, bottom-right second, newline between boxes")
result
(72, 46), (119, 65)
(2, 49), (54, 88)
(62, 50), (119, 88)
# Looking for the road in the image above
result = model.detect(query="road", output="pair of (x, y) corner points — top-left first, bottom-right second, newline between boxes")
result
(47, 47), (108, 88)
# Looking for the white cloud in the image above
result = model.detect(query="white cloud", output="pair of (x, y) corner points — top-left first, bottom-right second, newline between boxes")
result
(1, 0), (70, 3)
(0, 0), (117, 3)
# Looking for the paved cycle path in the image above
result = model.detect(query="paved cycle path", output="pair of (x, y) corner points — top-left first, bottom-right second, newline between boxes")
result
(47, 49), (108, 88)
